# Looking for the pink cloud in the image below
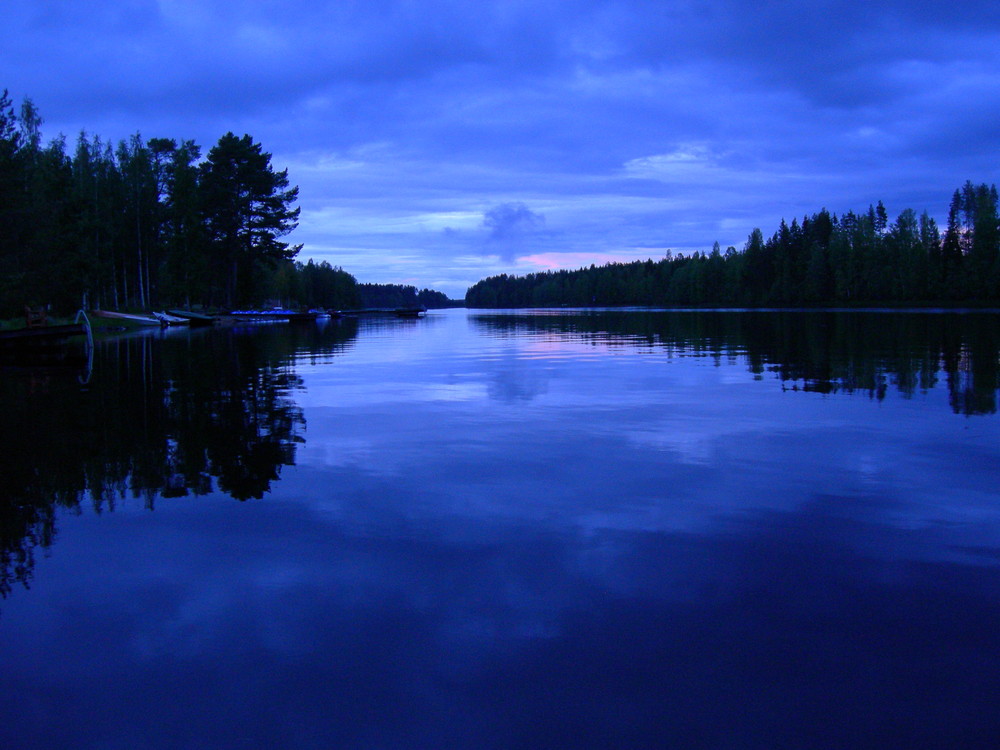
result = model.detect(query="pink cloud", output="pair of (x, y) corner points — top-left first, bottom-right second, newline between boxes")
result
(518, 252), (655, 272)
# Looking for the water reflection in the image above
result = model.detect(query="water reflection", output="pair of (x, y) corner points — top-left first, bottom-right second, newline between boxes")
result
(5, 310), (1000, 602)
(0, 319), (358, 598)
(2, 310), (1000, 746)
(473, 310), (1000, 414)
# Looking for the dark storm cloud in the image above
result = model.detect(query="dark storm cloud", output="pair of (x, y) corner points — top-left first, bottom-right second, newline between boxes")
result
(3, 0), (1000, 296)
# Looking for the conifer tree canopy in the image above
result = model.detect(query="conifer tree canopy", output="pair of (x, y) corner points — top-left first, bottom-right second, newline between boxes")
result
(200, 132), (302, 308)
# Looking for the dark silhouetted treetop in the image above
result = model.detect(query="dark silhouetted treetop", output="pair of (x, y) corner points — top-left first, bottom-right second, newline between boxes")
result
(200, 132), (302, 308)
(465, 185), (1000, 309)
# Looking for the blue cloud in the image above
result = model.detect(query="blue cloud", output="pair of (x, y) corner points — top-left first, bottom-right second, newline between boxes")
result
(482, 203), (547, 262)
(3, 0), (1000, 297)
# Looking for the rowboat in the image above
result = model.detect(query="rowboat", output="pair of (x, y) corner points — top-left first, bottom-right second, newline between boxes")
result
(92, 310), (162, 326)
(152, 311), (190, 326)
(167, 310), (216, 326)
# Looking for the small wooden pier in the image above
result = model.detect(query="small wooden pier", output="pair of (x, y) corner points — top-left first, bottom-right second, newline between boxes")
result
(0, 310), (92, 366)
(338, 307), (427, 318)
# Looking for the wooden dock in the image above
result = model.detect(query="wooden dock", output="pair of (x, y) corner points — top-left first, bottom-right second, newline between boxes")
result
(0, 322), (89, 347)
(0, 319), (91, 366)
(338, 307), (427, 318)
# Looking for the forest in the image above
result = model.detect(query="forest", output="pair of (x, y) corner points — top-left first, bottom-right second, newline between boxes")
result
(357, 283), (455, 309)
(6, 89), (999, 315)
(466, 185), (1000, 308)
(0, 89), (459, 317)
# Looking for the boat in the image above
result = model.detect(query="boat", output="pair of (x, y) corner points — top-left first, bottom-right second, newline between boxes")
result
(167, 309), (216, 327)
(394, 306), (427, 318)
(152, 311), (190, 326)
(228, 309), (319, 323)
(92, 310), (163, 326)
(336, 307), (426, 318)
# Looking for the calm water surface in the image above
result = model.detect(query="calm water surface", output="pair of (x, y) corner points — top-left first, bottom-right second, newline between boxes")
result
(2, 309), (1000, 748)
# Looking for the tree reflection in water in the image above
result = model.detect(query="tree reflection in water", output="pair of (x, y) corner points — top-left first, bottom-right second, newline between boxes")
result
(0, 319), (358, 599)
(4, 310), (1000, 601)
(473, 310), (1000, 415)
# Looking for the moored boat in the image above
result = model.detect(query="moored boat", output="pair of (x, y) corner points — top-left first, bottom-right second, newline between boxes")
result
(152, 311), (190, 326)
(228, 309), (319, 322)
(167, 309), (216, 326)
(92, 310), (163, 326)
(394, 306), (427, 318)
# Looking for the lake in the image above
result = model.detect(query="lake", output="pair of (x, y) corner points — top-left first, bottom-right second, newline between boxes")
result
(2, 308), (1000, 748)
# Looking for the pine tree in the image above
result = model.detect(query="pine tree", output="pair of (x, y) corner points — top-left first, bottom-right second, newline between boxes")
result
(200, 133), (301, 308)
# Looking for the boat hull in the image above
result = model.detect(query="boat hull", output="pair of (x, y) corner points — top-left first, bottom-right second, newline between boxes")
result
(92, 310), (162, 326)
(167, 310), (216, 326)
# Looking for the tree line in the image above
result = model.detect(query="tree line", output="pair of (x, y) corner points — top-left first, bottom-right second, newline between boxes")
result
(0, 90), (374, 316)
(466, 185), (1000, 308)
(266, 276), (458, 311)
(356, 283), (456, 309)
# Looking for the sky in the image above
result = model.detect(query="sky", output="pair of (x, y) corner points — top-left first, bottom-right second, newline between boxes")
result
(3, 1), (1000, 299)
